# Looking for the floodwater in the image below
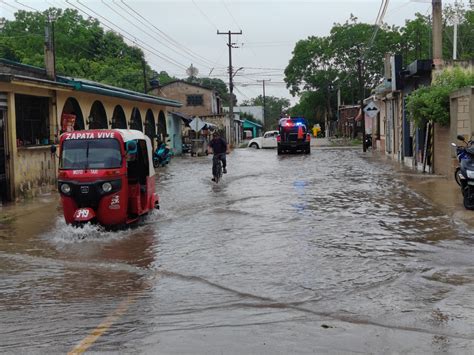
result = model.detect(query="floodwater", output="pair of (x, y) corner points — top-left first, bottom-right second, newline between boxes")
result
(1, 147), (474, 354)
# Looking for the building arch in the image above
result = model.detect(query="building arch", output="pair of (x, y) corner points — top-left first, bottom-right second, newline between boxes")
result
(111, 105), (127, 129)
(88, 100), (108, 129)
(61, 97), (84, 131)
(157, 110), (167, 143)
(144, 109), (156, 145)
(130, 107), (143, 131)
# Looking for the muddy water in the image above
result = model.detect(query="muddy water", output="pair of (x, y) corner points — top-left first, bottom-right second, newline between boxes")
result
(1, 148), (474, 354)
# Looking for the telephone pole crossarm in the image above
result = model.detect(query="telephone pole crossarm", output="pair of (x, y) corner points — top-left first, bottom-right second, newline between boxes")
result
(217, 30), (242, 125)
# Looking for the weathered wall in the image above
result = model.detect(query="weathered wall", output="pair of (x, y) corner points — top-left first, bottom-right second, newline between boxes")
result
(450, 87), (474, 141)
(159, 82), (216, 117)
(433, 124), (452, 176)
(440, 86), (474, 178)
(15, 147), (56, 199)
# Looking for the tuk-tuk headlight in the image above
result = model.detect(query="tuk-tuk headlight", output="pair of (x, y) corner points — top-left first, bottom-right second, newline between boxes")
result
(60, 183), (71, 195)
(102, 182), (113, 193)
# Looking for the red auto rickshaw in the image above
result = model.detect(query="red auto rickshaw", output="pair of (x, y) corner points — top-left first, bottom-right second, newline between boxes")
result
(57, 129), (159, 228)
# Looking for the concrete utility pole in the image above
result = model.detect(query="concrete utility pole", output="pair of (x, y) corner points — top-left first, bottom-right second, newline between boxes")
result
(357, 58), (366, 152)
(257, 79), (270, 127)
(217, 30), (242, 123)
(44, 18), (56, 80)
(432, 0), (443, 67)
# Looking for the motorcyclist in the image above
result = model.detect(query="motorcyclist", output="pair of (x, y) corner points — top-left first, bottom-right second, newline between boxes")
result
(207, 131), (229, 181)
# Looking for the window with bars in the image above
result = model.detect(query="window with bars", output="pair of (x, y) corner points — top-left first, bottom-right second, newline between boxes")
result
(186, 94), (203, 106)
(15, 94), (50, 146)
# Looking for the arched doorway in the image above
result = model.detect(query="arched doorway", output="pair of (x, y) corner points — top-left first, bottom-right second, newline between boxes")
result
(157, 110), (167, 144)
(61, 97), (84, 131)
(144, 109), (156, 147)
(88, 101), (108, 129)
(130, 107), (143, 131)
(112, 105), (127, 129)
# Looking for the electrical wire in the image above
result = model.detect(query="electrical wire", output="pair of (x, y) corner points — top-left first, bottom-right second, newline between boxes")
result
(221, 0), (241, 31)
(64, 0), (188, 70)
(14, 0), (40, 12)
(192, 0), (219, 31)
(101, 0), (212, 70)
(0, 0), (21, 12)
(117, 0), (218, 69)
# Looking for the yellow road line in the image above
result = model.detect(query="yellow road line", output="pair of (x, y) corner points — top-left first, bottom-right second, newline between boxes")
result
(68, 294), (137, 355)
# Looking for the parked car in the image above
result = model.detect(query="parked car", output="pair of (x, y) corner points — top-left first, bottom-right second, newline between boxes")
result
(247, 130), (279, 149)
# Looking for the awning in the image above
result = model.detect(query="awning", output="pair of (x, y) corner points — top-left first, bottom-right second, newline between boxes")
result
(171, 111), (192, 124)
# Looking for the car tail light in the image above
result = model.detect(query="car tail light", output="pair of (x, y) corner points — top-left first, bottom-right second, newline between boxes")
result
(277, 135), (281, 142)
(306, 133), (311, 141)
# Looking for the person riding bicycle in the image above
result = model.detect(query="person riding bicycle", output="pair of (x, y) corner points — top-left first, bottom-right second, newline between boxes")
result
(207, 131), (229, 181)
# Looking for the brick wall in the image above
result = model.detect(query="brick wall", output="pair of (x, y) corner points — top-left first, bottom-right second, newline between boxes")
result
(160, 82), (217, 117)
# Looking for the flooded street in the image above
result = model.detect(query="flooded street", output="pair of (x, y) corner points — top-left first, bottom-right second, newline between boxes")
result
(1, 147), (474, 354)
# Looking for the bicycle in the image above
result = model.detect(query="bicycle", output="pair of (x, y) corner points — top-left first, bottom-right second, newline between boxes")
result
(212, 154), (223, 183)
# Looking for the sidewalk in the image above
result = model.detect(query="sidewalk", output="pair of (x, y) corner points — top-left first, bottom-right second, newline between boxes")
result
(371, 151), (474, 231)
(311, 139), (473, 230)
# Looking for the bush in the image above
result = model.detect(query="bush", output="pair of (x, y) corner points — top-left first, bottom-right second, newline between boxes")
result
(407, 67), (474, 127)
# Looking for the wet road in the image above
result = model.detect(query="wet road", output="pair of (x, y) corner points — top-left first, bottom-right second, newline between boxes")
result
(1, 147), (474, 354)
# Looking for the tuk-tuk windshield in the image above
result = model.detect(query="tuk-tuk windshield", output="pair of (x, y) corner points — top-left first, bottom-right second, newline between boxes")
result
(60, 138), (122, 169)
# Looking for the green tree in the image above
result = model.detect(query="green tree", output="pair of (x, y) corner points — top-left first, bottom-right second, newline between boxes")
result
(407, 67), (474, 126)
(285, 15), (401, 124)
(0, 8), (156, 92)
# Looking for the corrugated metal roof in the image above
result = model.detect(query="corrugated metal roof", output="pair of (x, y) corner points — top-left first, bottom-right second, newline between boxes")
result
(58, 77), (182, 107)
(0, 59), (182, 108)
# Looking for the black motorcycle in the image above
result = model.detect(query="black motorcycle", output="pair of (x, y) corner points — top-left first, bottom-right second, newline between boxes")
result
(452, 135), (474, 210)
(364, 134), (372, 149)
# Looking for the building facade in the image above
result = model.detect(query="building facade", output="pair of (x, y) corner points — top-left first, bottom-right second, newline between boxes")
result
(154, 81), (242, 147)
(0, 60), (181, 203)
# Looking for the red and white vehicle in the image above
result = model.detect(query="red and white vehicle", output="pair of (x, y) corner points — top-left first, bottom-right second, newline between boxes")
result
(57, 129), (159, 228)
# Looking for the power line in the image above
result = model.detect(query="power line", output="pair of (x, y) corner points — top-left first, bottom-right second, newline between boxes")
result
(63, 0), (188, 70)
(221, 0), (241, 31)
(0, 0), (21, 12)
(192, 0), (218, 31)
(14, 0), (40, 12)
(101, 0), (212, 70)
(118, 0), (218, 69)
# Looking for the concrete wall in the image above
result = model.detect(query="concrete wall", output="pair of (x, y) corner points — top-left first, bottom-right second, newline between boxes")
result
(433, 123), (452, 176)
(450, 87), (474, 141)
(158, 82), (217, 117)
(166, 114), (183, 155)
(439, 86), (474, 177)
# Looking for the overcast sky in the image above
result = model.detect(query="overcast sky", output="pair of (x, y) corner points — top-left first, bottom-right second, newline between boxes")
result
(0, 0), (466, 104)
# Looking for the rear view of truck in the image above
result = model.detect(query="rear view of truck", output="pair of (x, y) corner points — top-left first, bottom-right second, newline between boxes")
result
(277, 117), (311, 154)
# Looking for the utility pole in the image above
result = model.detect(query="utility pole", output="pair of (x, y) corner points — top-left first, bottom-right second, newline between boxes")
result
(217, 30), (242, 123)
(432, 0), (443, 67)
(357, 58), (366, 152)
(257, 79), (270, 127)
(44, 17), (56, 80)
